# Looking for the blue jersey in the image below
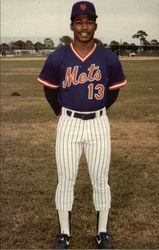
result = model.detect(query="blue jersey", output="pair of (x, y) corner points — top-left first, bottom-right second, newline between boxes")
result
(38, 43), (127, 112)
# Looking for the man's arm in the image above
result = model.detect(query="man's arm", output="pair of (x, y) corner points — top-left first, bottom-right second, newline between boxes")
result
(106, 89), (119, 109)
(44, 87), (61, 115)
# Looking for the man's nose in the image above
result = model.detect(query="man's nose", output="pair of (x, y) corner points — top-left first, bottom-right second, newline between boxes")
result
(81, 22), (88, 30)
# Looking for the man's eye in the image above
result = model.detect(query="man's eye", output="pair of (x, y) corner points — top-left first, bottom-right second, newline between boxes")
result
(75, 21), (82, 24)
(74, 20), (94, 25)
(87, 21), (94, 24)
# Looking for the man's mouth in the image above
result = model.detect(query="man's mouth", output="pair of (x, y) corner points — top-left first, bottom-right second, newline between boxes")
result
(80, 32), (89, 38)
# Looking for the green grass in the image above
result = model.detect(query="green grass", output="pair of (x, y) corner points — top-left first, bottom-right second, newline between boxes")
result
(1, 58), (159, 249)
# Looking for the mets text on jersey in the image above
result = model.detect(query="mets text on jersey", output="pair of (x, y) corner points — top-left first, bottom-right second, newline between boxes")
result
(62, 64), (101, 88)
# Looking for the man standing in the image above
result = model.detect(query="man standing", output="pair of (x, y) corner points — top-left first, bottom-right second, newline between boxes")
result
(38, 1), (127, 249)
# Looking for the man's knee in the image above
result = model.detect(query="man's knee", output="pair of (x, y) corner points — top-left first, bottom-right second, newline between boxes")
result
(92, 179), (109, 190)
(58, 177), (76, 190)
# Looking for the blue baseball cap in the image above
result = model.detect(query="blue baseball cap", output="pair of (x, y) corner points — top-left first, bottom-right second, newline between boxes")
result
(71, 1), (98, 21)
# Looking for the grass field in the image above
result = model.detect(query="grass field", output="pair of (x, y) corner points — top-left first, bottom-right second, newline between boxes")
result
(1, 57), (159, 249)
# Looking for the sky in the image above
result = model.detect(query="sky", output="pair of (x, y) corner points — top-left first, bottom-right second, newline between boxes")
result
(1, 0), (159, 45)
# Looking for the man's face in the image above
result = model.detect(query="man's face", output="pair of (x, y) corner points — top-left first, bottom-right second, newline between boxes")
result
(71, 14), (97, 43)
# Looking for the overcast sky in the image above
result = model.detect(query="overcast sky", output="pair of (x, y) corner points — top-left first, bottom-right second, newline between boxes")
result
(1, 0), (159, 45)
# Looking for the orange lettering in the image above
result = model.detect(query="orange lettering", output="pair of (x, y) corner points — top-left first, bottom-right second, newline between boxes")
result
(87, 64), (96, 81)
(94, 70), (102, 81)
(62, 66), (79, 88)
(78, 72), (87, 84)
(62, 64), (102, 88)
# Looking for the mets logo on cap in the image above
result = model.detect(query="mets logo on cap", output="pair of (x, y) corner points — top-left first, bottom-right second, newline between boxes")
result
(70, 1), (98, 21)
(80, 3), (87, 11)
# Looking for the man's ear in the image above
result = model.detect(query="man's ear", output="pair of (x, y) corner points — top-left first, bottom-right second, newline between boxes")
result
(70, 23), (74, 31)
(95, 23), (97, 31)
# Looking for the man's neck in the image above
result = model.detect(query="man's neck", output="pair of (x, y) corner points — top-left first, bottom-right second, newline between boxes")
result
(72, 40), (95, 58)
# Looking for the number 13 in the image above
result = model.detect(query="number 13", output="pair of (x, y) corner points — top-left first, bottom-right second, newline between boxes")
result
(88, 83), (105, 100)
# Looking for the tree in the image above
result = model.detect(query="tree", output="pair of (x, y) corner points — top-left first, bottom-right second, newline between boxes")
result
(9, 41), (17, 52)
(103, 43), (107, 48)
(130, 43), (136, 46)
(143, 39), (150, 46)
(34, 42), (44, 52)
(120, 42), (130, 54)
(130, 43), (137, 52)
(109, 40), (120, 55)
(56, 43), (63, 49)
(110, 40), (119, 47)
(150, 39), (159, 54)
(132, 30), (148, 45)
(122, 42), (129, 47)
(25, 40), (34, 50)
(0, 43), (9, 52)
(122, 42), (129, 50)
(15, 40), (26, 50)
(44, 38), (54, 49)
(94, 38), (103, 45)
(60, 36), (73, 45)
(151, 39), (158, 45)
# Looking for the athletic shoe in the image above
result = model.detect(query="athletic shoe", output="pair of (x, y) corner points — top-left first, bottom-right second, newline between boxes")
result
(55, 233), (71, 249)
(96, 232), (113, 249)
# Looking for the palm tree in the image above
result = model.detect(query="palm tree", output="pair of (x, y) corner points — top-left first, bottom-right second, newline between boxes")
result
(132, 30), (148, 45)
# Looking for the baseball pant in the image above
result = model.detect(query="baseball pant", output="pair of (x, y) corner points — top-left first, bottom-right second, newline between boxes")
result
(55, 107), (111, 212)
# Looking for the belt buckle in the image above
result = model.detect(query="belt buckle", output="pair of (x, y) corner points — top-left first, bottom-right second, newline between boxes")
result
(81, 114), (86, 120)
(83, 113), (95, 120)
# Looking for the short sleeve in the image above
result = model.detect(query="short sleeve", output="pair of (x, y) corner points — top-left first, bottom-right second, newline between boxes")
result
(37, 53), (60, 89)
(108, 53), (127, 91)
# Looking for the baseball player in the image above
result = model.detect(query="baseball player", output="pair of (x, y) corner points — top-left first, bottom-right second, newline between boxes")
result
(38, 1), (127, 249)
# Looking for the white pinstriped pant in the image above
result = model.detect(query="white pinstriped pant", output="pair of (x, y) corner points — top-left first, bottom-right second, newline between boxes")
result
(55, 107), (111, 212)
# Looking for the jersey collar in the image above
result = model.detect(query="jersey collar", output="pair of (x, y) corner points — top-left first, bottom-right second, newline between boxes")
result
(70, 43), (97, 62)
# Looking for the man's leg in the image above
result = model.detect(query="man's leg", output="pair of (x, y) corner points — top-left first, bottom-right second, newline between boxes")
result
(57, 211), (71, 236)
(84, 112), (113, 248)
(84, 112), (112, 238)
(55, 113), (83, 234)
